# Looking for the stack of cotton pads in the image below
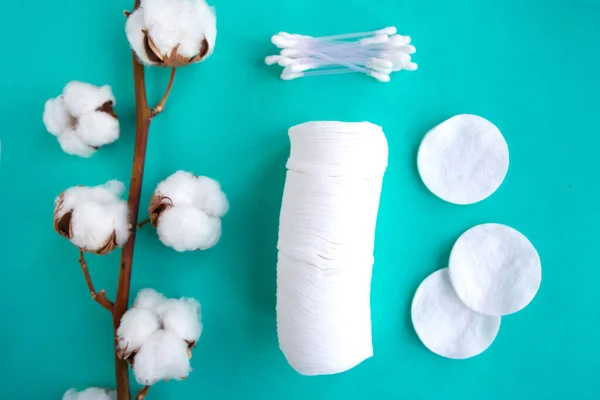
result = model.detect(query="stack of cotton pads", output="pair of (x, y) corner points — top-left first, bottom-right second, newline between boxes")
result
(265, 27), (417, 82)
(277, 121), (388, 375)
(412, 114), (542, 359)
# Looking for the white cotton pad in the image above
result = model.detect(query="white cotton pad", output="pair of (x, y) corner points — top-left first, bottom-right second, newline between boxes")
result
(449, 223), (542, 316)
(411, 268), (501, 359)
(417, 114), (509, 205)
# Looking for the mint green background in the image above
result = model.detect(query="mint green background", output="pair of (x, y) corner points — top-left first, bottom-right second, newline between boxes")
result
(1, 0), (599, 399)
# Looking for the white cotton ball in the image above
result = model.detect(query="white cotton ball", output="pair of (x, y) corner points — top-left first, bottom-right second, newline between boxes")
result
(194, 176), (228, 217)
(63, 387), (116, 400)
(76, 111), (120, 148)
(157, 206), (221, 251)
(43, 96), (72, 136)
(133, 330), (191, 385)
(117, 308), (161, 353)
(63, 81), (116, 117)
(155, 170), (198, 206)
(57, 130), (97, 158)
(125, 10), (157, 66)
(134, 0), (216, 61)
(134, 288), (168, 310)
(157, 298), (202, 343)
(55, 181), (130, 252)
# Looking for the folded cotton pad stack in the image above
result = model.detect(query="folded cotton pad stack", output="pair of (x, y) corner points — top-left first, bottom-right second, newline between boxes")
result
(412, 223), (542, 359)
(277, 122), (388, 375)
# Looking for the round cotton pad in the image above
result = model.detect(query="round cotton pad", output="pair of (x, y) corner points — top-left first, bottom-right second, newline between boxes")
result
(417, 114), (509, 205)
(449, 223), (542, 316)
(411, 268), (501, 359)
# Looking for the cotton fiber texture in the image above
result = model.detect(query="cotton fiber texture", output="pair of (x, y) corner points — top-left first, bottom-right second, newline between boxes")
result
(276, 121), (388, 375)
(411, 268), (501, 359)
(63, 388), (116, 400)
(53, 180), (130, 255)
(417, 114), (509, 205)
(117, 288), (202, 385)
(126, 0), (216, 67)
(43, 81), (120, 157)
(449, 223), (542, 316)
(149, 171), (228, 252)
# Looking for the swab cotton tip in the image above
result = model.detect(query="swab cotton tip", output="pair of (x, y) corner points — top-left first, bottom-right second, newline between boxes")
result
(149, 171), (228, 252)
(404, 62), (418, 71)
(360, 34), (389, 46)
(265, 55), (282, 65)
(369, 71), (391, 82)
(412, 268), (501, 359)
(63, 387), (116, 400)
(417, 114), (509, 205)
(377, 26), (397, 35)
(126, 0), (216, 67)
(277, 122), (388, 375)
(54, 180), (130, 255)
(449, 223), (542, 316)
(43, 81), (120, 157)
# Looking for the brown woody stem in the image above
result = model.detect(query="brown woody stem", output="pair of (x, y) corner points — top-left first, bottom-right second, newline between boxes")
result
(137, 218), (151, 228)
(151, 67), (177, 117)
(113, 10), (154, 397)
(135, 386), (150, 400)
(78, 250), (114, 311)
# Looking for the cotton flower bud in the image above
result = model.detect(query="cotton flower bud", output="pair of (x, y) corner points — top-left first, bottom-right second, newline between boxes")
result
(133, 330), (192, 385)
(63, 387), (116, 400)
(125, 0), (216, 67)
(53, 180), (130, 255)
(149, 171), (228, 252)
(43, 81), (120, 158)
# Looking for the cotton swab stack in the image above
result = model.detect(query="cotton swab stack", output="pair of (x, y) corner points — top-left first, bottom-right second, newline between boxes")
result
(266, 27), (417, 82)
(276, 122), (388, 375)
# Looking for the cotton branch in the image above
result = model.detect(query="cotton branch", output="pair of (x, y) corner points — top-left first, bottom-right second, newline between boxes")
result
(135, 386), (150, 400)
(79, 251), (114, 311)
(151, 68), (177, 117)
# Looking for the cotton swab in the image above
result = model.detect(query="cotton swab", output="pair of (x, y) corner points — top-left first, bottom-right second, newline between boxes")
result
(266, 26), (417, 81)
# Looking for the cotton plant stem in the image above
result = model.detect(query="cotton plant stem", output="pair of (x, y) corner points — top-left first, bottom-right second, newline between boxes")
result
(151, 67), (177, 117)
(113, 44), (152, 400)
(137, 218), (151, 228)
(135, 386), (150, 400)
(78, 250), (114, 311)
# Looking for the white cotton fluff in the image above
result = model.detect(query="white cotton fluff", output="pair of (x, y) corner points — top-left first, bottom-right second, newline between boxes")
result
(63, 387), (116, 400)
(55, 180), (130, 253)
(153, 171), (228, 252)
(156, 298), (203, 343)
(43, 81), (119, 158)
(125, 0), (216, 65)
(117, 308), (161, 354)
(133, 330), (191, 385)
(134, 288), (168, 310)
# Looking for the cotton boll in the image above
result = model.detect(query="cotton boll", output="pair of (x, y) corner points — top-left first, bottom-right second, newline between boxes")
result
(57, 130), (97, 158)
(157, 206), (221, 251)
(133, 330), (191, 385)
(54, 180), (130, 254)
(125, 10), (157, 66)
(155, 170), (199, 206)
(117, 308), (161, 356)
(76, 111), (120, 148)
(63, 387), (116, 400)
(134, 288), (168, 310)
(43, 96), (72, 136)
(63, 81), (116, 117)
(157, 298), (202, 343)
(128, 0), (216, 66)
(194, 176), (228, 217)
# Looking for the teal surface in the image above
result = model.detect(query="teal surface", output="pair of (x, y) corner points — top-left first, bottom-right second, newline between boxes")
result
(1, 0), (599, 399)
